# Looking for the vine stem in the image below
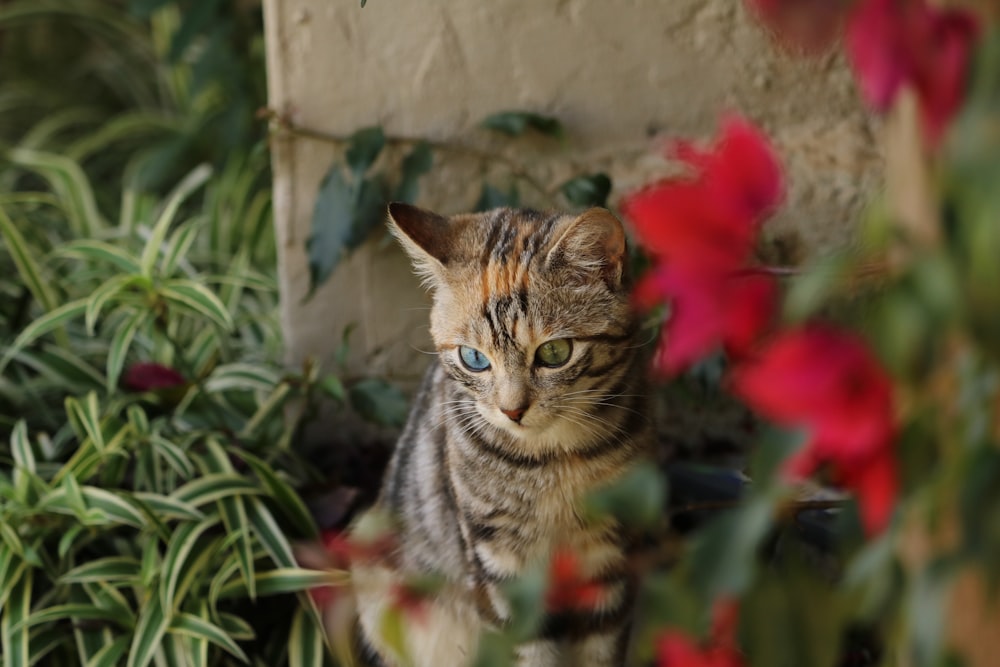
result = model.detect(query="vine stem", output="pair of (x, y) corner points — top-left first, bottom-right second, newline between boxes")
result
(261, 108), (558, 206)
(670, 497), (848, 518)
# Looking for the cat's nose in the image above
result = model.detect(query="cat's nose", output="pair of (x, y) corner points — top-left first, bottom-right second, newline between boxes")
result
(500, 406), (528, 423)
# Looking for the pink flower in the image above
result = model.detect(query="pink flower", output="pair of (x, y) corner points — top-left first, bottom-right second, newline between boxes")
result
(729, 326), (898, 534)
(122, 363), (186, 392)
(622, 116), (783, 374)
(844, 0), (979, 145)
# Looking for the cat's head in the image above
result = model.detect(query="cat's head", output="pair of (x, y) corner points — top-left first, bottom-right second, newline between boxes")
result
(388, 202), (638, 447)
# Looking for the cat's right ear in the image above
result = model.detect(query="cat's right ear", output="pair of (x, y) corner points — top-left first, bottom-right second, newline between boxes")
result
(387, 202), (452, 286)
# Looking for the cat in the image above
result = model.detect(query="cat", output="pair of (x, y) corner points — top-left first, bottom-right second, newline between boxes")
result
(348, 202), (653, 667)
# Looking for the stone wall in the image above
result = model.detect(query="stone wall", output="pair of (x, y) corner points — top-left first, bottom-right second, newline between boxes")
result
(263, 0), (882, 383)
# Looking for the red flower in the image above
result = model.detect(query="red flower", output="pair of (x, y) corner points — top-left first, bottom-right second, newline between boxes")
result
(729, 326), (898, 534)
(636, 267), (776, 373)
(122, 363), (186, 392)
(657, 598), (744, 666)
(545, 550), (604, 612)
(295, 528), (397, 608)
(745, 0), (852, 55)
(622, 116), (783, 374)
(845, 0), (978, 144)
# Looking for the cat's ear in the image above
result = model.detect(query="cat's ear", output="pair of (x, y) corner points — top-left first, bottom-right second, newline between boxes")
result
(546, 208), (627, 289)
(387, 202), (452, 285)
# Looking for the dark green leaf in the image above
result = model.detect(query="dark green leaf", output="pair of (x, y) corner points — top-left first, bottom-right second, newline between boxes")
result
(688, 496), (774, 599)
(346, 127), (386, 177)
(394, 142), (434, 203)
(474, 183), (519, 212)
(583, 462), (667, 530)
(319, 375), (346, 402)
(559, 173), (612, 208)
(168, 0), (223, 62)
(349, 378), (409, 427)
(306, 165), (389, 296)
(481, 111), (564, 139)
(501, 563), (546, 642)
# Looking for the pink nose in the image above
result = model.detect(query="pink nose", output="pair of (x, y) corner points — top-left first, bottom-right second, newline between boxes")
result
(501, 406), (527, 423)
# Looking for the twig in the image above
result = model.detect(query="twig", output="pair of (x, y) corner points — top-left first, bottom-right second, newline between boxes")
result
(670, 497), (848, 518)
(262, 108), (558, 206)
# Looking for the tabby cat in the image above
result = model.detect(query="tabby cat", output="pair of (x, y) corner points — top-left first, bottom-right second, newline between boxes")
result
(349, 203), (652, 667)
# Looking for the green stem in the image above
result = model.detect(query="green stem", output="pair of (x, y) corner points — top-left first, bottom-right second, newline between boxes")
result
(264, 109), (559, 206)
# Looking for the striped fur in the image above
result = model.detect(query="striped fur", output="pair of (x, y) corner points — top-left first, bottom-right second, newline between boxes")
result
(351, 203), (653, 667)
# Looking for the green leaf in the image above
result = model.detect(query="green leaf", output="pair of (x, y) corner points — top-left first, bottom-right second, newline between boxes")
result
(161, 218), (201, 277)
(160, 279), (234, 331)
(80, 487), (147, 528)
(17, 604), (130, 631)
(85, 635), (130, 667)
(107, 309), (149, 390)
(217, 613), (255, 641)
(62, 473), (87, 517)
(216, 568), (346, 599)
(86, 275), (141, 335)
(501, 562), (547, 642)
(319, 375), (346, 402)
(474, 183), (519, 212)
(583, 462), (667, 530)
(56, 240), (142, 274)
(394, 142), (433, 203)
(7, 149), (106, 234)
(379, 608), (408, 665)
(346, 126), (386, 176)
(689, 495), (774, 599)
(0, 298), (88, 374)
(240, 382), (292, 437)
(0, 553), (27, 612)
(133, 492), (204, 521)
(1, 567), (32, 667)
(559, 173), (612, 208)
(172, 474), (262, 507)
(215, 493), (256, 600)
(481, 111), (564, 139)
(0, 204), (58, 314)
(126, 593), (170, 667)
(10, 420), (35, 475)
(288, 605), (325, 667)
(783, 252), (851, 323)
(169, 612), (249, 663)
(246, 498), (297, 568)
(349, 378), (409, 427)
(306, 166), (373, 296)
(58, 524), (85, 558)
(65, 392), (106, 453)
(147, 436), (196, 480)
(139, 164), (212, 277)
(160, 517), (221, 611)
(235, 450), (317, 538)
(16, 346), (105, 390)
(204, 363), (280, 394)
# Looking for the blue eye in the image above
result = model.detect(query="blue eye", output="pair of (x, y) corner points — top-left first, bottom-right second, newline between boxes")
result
(459, 346), (491, 372)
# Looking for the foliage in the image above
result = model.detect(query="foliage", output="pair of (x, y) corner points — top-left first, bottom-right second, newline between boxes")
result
(296, 110), (620, 297)
(298, 2), (1000, 667)
(0, 151), (352, 665)
(0, 0), (267, 195)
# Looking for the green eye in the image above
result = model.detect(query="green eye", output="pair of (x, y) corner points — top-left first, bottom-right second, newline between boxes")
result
(459, 346), (491, 372)
(535, 339), (572, 368)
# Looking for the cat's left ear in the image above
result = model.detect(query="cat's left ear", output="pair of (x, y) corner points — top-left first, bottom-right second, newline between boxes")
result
(387, 202), (453, 286)
(546, 208), (626, 289)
